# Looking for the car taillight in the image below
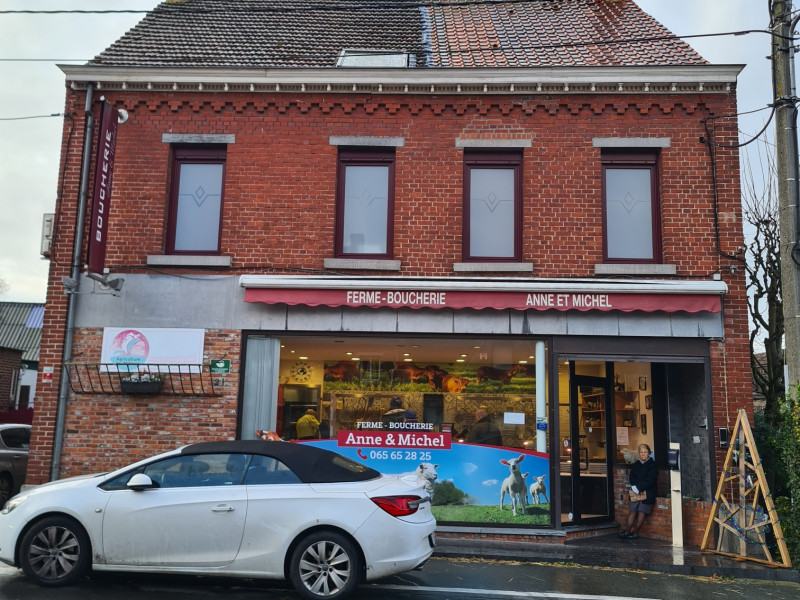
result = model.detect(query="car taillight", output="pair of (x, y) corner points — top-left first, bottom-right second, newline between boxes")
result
(371, 495), (423, 517)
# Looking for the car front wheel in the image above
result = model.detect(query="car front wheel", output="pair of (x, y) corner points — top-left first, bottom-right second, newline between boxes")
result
(20, 516), (91, 586)
(289, 531), (362, 600)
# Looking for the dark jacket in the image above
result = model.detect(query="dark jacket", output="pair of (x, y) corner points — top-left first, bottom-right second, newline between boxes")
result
(630, 456), (657, 505)
(467, 416), (503, 446)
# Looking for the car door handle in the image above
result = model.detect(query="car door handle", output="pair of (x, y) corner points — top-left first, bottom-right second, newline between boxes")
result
(212, 505), (235, 512)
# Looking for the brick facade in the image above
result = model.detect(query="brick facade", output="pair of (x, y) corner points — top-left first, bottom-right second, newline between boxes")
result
(28, 79), (750, 547)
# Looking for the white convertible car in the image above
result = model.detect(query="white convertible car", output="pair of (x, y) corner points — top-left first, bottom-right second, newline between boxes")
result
(0, 440), (436, 600)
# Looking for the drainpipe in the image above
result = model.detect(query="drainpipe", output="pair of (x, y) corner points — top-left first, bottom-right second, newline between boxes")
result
(51, 83), (94, 481)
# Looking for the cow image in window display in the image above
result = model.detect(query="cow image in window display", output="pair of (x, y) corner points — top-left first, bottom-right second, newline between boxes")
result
(428, 372), (471, 393)
(324, 360), (360, 382)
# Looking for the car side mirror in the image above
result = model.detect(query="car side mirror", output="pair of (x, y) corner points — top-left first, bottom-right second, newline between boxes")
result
(127, 473), (155, 491)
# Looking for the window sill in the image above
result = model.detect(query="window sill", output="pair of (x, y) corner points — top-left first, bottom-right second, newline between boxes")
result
(594, 263), (677, 276)
(453, 262), (534, 273)
(324, 258), (402, 271)
(147, 255), (232, 268)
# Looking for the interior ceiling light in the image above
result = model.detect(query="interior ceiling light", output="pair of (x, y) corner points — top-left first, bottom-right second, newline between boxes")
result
(351, 357), (360, 361)
(299, 356), (308, 360)
(456, 359), (465, 363)
(346, 351), (353, 356)
(404, 358), (413, 362)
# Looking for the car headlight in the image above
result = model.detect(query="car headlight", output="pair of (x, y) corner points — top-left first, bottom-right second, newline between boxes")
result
(1, 494), (28, 515)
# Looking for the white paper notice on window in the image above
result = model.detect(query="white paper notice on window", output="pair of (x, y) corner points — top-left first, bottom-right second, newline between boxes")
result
(617, 427), (629, 445)
(504, 412), (526, 425)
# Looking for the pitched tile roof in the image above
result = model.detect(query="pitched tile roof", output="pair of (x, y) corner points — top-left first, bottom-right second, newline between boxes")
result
(92, 0), (427, 68)
(426, 0), (707, 67)
(90, 0), (706, 69)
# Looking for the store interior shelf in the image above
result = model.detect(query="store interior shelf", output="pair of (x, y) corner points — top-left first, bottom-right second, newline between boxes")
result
(615, 390), (640, 427)
(64, 363), (223, 397)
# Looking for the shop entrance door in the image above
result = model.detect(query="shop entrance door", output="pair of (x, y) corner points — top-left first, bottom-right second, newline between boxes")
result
(561, 369), (613, 524)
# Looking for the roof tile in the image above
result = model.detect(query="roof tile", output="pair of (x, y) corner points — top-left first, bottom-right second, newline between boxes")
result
(91, 0), (706, 69)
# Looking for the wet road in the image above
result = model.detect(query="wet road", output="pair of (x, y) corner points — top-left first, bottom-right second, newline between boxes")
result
(1, 557), (798, 600)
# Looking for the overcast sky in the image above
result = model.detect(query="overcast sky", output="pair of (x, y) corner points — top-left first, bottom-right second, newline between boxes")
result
(0, 0), (779, 303)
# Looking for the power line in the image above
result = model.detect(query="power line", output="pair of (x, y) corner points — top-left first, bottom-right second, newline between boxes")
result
(0, 0), (660, 15)
(0, 28), (781, 63)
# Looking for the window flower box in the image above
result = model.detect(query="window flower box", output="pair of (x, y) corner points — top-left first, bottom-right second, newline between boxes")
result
(120, 373), (163, 395)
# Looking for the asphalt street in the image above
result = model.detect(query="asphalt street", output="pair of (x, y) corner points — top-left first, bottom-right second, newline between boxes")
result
(1, 557), (798, 600)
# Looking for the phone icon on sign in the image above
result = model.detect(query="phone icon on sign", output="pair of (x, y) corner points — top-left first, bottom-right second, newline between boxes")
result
(357, 449), (368, 460)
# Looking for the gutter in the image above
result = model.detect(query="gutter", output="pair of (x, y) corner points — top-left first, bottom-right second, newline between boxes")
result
(51, 84), (94, 481)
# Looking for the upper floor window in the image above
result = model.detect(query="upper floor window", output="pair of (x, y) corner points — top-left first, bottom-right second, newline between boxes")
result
(335, 148), (395, 258)
(602, 151), (661, 263)
(167, 146), (226, 255)
(463, 150), (522, 261)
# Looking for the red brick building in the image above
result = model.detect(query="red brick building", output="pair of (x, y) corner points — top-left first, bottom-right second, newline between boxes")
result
(30, 0), (748, 544)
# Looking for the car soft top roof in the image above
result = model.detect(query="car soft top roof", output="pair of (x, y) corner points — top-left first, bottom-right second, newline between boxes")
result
(181, 440), (381, 483)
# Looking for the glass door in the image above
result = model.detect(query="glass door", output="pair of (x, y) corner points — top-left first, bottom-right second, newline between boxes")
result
(561, 366), (612, 524)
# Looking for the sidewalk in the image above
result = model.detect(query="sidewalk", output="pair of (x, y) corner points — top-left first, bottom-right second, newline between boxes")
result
(434, 531), (800, 583)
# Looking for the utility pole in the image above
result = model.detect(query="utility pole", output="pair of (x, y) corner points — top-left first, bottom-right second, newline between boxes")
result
(773, 0), (800, 394)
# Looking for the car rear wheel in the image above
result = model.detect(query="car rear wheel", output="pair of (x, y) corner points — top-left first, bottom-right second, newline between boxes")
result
(289, 531), (361, 600)
(20, 516), (91, 586)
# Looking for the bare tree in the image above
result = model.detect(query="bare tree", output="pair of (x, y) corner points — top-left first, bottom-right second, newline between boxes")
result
(743, 139), (784, 424)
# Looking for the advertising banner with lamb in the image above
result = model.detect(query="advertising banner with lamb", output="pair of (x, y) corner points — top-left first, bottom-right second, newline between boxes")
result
(302, 438), (551, 525)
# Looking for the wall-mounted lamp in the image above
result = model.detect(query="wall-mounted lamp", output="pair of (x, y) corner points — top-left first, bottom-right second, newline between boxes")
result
(61, 276), (79, 292)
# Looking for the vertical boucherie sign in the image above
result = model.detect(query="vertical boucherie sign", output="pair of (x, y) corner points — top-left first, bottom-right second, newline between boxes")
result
(87, 101), (119, 275)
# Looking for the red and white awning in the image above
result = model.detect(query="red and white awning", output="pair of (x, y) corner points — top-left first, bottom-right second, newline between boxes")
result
(240, 276), (725, 314)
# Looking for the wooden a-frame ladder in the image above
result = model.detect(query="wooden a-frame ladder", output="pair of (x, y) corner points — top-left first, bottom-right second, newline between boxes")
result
(700, 409), (791, 567)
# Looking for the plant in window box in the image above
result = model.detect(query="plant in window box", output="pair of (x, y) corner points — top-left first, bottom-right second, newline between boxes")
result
(120, 372), (164, 395)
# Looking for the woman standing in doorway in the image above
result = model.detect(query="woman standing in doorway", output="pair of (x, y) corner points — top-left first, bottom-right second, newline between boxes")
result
(619, 443), (657, 539)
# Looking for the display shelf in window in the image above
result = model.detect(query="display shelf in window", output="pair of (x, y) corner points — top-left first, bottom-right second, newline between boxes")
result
(615, 390), (640, 427)
(581, 392), (605, 428)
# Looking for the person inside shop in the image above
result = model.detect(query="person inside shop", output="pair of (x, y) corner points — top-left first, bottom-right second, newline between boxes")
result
(466, 406), (503, 446)
(382, 396), (406, 427)
(403, 409), (418, 423)
(295, 408), (320, 440)
(619, 443), (658, 539)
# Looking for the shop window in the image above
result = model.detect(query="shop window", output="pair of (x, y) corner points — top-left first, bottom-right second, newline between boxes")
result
(166, 146), (226, 254)
(463, 150), (522, 261)
(335, 148), (395, 258)
(601, 151), (661, 262)
(252, 336), (551, 526)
